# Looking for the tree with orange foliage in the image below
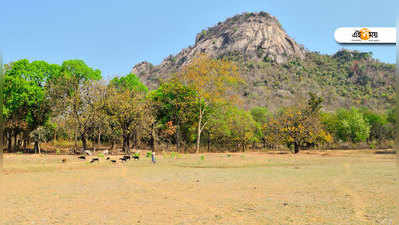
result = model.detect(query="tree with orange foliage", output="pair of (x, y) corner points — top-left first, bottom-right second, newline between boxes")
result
(176, 54), (242, 153)
(265, 93), (332, 153)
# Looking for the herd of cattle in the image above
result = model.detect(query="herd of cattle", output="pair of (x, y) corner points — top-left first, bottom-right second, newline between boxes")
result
(61, 150), (140, 164)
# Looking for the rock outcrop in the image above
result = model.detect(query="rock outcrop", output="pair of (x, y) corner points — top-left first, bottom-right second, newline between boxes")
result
(132, 12), (305, 88)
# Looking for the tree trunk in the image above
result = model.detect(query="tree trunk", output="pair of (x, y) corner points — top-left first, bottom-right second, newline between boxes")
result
(81, 133), (87, 150)
(196, 125), (201, 153)
(127, 137), (130, 154)
(123, 134), (130, 154)
(97, 130), (101, 145)
(7, 131), (12, 152)
(294, 142), (299, 154)
(176, 124), (180, 153)
(23, 139), (27, 151)
(2, 132), (6, 151)
(207, 132), (210, 152)
(151, 124), (156, 152)
(13, 130), (18, 152)
(132, 132), (137, 150)
(111, 140), (116, 151)
(74, 127), (78, 153)
(196, 109), (202, 154)
(122, 136), (126, 153)
(34, 141), (40, 154)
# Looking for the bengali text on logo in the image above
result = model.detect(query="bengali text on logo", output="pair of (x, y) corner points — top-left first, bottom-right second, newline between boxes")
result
(335, 27), (396, 44)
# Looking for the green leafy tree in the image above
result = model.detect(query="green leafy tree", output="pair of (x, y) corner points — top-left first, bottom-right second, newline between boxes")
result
(228, 107), (257, 152)
(202, 104), (231, 151)
(3, 59), (60, 152)
(55, 60), (101, 152)
(359, 108), (389, 142)
(250, 106), (270, 148)
(110, 73), (148, 93)
(150, 79), (198, 152)
(323, 108), (370, 143)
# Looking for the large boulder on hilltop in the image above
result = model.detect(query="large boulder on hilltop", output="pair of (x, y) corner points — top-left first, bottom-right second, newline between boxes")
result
(131, 12), (305, 88)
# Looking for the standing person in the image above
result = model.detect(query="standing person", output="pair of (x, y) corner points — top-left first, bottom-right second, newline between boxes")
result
(151, 150), (156, 164)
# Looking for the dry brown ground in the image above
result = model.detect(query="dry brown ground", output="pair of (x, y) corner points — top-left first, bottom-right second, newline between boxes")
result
(1, 150), (398, 225)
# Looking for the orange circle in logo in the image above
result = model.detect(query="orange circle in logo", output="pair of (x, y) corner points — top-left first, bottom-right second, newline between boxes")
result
(359, 28), (370, 40)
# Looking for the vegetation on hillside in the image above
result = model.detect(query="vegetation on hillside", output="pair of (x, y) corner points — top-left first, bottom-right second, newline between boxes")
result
(237, 49), (395, 111)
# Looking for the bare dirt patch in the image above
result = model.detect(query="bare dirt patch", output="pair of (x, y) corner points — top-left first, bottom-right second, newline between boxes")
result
(2, 150), (398, 225)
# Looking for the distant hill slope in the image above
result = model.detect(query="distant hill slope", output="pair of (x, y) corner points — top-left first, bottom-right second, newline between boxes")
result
(131, 12), (395, 111)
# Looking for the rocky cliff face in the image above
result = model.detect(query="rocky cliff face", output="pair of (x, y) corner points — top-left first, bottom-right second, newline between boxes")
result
(132, 12), (306, 88)
(131, 12), (395, 111)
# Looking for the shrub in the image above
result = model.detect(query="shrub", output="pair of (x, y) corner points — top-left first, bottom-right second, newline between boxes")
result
(259, 11), (270, 17)
(323, 108), (370, 143)
(171, 151), (176, 159)
(263, 56), (273, 63)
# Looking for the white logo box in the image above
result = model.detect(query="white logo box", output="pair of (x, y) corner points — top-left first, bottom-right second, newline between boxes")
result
(335, 27), (396, 44)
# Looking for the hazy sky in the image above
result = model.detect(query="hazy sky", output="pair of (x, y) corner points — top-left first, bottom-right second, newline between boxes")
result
(1, 0), (397, 79)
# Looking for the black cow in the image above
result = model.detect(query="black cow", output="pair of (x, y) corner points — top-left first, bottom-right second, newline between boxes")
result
(120, 157), (127, 162)
(90, 158), (99, 163)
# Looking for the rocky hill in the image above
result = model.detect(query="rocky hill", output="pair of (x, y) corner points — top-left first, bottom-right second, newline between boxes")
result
(131, 12), (395, 111)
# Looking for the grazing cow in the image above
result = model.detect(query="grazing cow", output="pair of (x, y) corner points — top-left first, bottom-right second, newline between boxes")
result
(90, 158), (99, 163)
(120, 157), (127, 162)
(78, 156), (86, 160)
(84, 150), (92, 156)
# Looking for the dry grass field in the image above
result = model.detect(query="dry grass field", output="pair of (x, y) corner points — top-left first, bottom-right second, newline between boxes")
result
(1, 150), (398, 225)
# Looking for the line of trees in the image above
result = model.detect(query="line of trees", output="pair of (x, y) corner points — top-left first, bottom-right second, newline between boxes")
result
(2, 55), (397, 154)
